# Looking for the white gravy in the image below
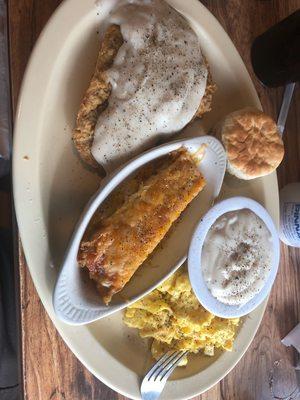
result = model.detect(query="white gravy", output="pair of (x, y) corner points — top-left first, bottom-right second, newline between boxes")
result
(92, 0), (207, 172)
(202, 209), (273, 306)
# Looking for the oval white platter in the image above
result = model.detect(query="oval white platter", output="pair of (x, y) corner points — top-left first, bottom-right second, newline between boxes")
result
(13, 0), (280, 399)
(53, 136), (226, 325)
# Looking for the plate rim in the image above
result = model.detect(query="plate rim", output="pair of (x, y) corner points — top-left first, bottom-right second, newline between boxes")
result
(12, 0), (278, 399)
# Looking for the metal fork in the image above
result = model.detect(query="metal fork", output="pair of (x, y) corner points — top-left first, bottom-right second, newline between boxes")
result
(141, 350), (189, 400)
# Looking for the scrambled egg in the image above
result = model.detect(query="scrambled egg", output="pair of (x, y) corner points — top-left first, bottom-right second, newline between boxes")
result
(124, 270), (239, 365)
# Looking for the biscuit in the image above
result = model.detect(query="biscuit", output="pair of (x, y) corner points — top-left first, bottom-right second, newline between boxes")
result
(216, 107), (284, 179)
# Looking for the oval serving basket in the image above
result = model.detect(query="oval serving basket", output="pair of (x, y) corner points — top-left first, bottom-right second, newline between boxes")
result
(53, 136), (226, 325)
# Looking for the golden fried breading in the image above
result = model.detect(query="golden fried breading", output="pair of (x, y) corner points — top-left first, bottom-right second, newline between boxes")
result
(196, 64), (216, 118)
(72, 25), (123, 168)
(73, 25), (215, 169)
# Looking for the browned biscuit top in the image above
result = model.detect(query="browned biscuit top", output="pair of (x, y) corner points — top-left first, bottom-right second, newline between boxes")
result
(220, 107), (284, 178)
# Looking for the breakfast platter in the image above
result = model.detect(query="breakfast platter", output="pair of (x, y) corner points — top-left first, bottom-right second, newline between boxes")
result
(13, 0), (283, 399)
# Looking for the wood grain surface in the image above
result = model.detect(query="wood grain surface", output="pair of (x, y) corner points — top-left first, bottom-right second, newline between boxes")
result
(9, 0), (300, 399)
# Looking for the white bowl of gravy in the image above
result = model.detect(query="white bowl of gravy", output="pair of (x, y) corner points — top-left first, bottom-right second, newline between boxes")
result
(188, 197), (280, 318)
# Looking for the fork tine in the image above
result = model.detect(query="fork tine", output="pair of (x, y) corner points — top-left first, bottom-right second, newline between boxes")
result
(160, 350), (189, 381)
(152, 351), (182, 381)
(146, 351), (177, 381)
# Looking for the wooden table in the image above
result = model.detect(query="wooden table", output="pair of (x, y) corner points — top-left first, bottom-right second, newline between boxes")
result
(9, 1), (300, 399)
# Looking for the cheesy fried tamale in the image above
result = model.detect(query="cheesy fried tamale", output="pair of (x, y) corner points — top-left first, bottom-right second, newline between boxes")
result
(78, 149), (206, 304)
